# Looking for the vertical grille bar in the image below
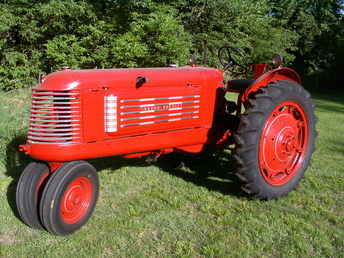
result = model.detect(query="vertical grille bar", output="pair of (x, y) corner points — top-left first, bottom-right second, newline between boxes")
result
(104, 95), (118, 132)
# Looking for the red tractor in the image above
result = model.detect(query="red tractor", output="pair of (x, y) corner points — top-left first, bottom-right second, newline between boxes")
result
(16, 46), (316, 235)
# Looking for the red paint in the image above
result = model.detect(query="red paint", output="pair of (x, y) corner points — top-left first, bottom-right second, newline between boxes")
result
(48, 162), (64, 172)
(258, 101), (309, 186)
(20, 65), (303, 171)
(242, 67), (301, 102)
(60, 176), (93, 224)
(215, 130), (232, 149)
(253, 64), (266, 79)
(25, 127), (209, 161)
(178, 144), (204, 153)
(22, 66), (224, 161)
(35, 171), (50, 200)
(19, 144), (31, 155)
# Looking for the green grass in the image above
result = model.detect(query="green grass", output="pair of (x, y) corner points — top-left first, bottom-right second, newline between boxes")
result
(0, 88), (343, 257)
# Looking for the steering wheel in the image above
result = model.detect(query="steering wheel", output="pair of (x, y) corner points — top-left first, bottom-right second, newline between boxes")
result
(218, 46), (250, 76)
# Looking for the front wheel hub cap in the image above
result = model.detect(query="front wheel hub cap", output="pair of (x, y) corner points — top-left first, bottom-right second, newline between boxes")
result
(60, 177), (93, 224)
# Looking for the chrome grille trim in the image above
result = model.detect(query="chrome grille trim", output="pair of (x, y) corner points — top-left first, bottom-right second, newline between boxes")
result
(29, 127), (80, 132)
(121, 100), (200, 109)
(30, 114), (76, 119)
(32, 91), (79, 96)
(29, 119), (80, 123)
(31, 105), (79, 110)
(105, 95), (118, 132)
(120, 111), (199, 121)
(33, 96), (78, 100)
(28, 136), (80, 141)
(120, 105), (200, 115)
(28, 90), (81, 144)
(32, 101), (79, 105)
(118, 94), (201, 129)
(120, 116), (199, 128)
(28, 132), (80, 137)
(31, 110), (79, 114)
(120, 95), (200, 103)
(30, 123), (77, 128)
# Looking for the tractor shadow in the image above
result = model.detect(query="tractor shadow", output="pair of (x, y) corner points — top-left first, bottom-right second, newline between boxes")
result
(5, 134), (33, 220)
(90, 150), (245, 198)
(5, 134), (245, 220)
(311, 89), (344, 114)
(156, 151), (244, 197)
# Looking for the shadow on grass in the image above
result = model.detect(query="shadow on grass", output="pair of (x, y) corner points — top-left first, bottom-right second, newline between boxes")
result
(310, 89), (344, 114)
(5, 134), (33, 220)
(89, 150), (244, 197)
(313, 101), (344, 114)
(5, 134), (244, 221)
(156, 151), (244, 197)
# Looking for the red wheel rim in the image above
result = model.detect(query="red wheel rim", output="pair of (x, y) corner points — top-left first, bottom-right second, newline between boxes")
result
(59, 177), (93, 224)
(259, 101), (309, 186)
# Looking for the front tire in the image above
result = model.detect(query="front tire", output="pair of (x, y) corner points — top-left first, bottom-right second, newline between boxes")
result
(16, 162), (51, 229)
(234, 81), (317, 200)
(39, 161), (99, 235)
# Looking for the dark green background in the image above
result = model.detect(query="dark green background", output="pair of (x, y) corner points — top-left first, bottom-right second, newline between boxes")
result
(0, 0), (343, 90)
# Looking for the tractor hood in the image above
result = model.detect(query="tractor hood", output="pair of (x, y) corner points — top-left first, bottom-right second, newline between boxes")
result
(36, 66), (223, 91)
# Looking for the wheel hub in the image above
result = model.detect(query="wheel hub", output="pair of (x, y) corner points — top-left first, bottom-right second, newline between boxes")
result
(284, 137), (297, 154)
(60, 177), (93, 224)
(259, 101), (309, 186)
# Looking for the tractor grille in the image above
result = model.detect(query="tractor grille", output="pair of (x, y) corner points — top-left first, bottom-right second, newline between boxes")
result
(28, 90), (81, 144)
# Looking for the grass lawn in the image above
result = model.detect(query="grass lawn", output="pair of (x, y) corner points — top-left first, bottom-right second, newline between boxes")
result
(0, 88), (343, 257)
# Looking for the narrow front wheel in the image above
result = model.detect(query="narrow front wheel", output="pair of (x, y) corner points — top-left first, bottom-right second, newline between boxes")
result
(39, 161), (99, 235)
(16, 162), (51, 229)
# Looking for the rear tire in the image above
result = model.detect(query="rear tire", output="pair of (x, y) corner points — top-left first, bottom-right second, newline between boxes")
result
(234, 81), (317, 200)
(16, 162), (50, 229)
(39, 161), (99, 235)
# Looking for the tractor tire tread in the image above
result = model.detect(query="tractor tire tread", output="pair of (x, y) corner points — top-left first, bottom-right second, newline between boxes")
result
(16, 162), (50, 229)
(233, 80), (317, 200)
(39, 160), (99, 235)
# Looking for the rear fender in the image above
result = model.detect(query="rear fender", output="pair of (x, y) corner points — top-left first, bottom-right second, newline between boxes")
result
(241, 67), (301, 102)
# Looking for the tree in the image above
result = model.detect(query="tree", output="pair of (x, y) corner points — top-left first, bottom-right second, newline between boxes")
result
(0, 0), (191, 90)
(170, 0), (298, 66)
(269, 0), (344, 87)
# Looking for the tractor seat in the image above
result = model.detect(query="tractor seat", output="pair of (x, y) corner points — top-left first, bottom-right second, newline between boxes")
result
(228, 79), (254, 92)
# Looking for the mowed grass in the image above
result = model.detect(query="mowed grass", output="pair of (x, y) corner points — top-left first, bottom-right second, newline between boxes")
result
(0, 88), (343, 257)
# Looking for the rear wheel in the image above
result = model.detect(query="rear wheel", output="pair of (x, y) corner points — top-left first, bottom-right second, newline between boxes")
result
(234, 81), (317, 199)
(16, 162), (50, 229)
(39, 161), (99, 235)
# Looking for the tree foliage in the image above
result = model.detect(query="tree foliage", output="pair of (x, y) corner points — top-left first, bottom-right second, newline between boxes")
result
(0, 0), (342, 90)
(172, 0), (299, 66)
(269, 0), (344, 85)
(0, 0), (191, 90)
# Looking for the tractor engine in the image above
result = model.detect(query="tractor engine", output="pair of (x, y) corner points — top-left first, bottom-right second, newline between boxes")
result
(21, 67), (227, 161)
